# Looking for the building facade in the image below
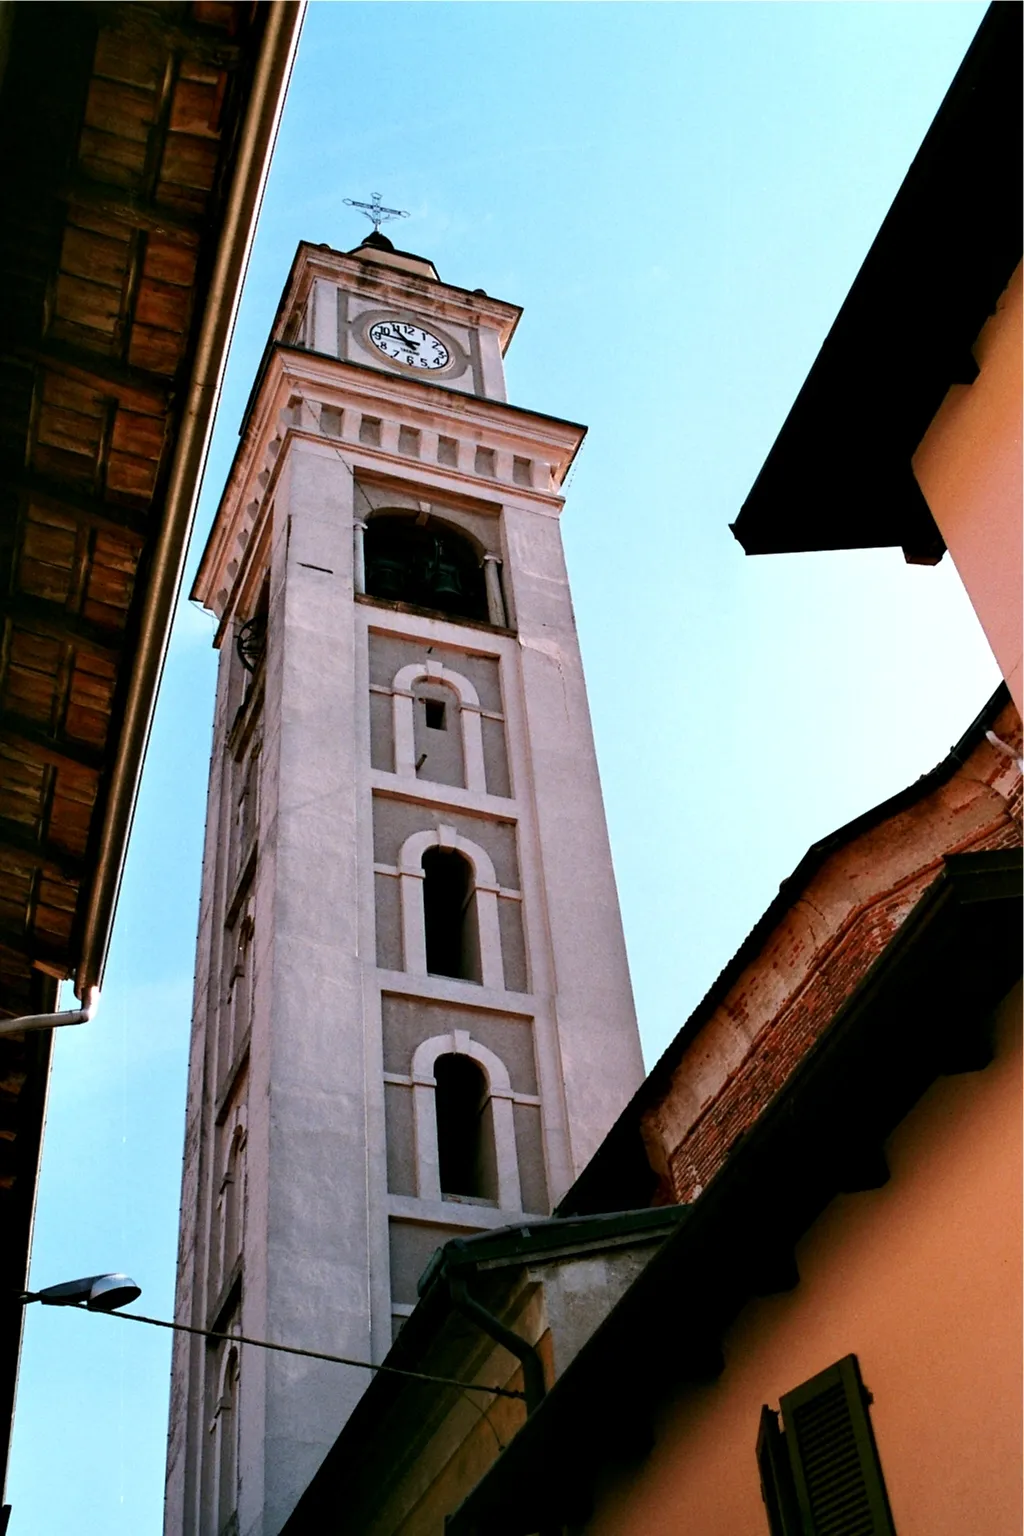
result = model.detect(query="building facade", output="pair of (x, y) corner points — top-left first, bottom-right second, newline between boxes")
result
(165, 230), (644, 1536)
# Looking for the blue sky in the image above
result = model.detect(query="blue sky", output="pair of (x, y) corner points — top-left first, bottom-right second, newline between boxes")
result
(8, 4), (995, 1531)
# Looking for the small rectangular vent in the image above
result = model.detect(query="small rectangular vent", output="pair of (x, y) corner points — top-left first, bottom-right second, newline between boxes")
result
(513, 456), (532, 487)
(437, 435), (458, 467)
(398, 425), (421, 457)
(320, 406), (342, 438)
(359, 416), (381, 447)
(474, 446), (495, 477)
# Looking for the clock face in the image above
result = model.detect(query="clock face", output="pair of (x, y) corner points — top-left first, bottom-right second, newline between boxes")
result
(368, 319), (450, 371)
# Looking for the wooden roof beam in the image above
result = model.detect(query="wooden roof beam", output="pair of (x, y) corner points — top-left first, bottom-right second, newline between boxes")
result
(59, 176), (204, 240)
(9, 473), (149, 542)
(0, 593), (123, 658)
(4, 341), (174, 403)
(0, 921), (69, 979)
(0, 716), (105, 773)
(88, 4), (245, 68)
(0, 818), (84, 884)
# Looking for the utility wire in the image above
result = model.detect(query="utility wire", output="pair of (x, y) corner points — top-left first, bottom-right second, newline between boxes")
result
(87, 1306), (526, 1401)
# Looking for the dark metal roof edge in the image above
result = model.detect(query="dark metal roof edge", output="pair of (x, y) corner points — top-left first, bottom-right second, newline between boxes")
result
(731, 2), (1022, 559)
(416, 1203), (689, 1298)
(558, 681), (1013, 1215)
(450, 849), (1022, 1533)
(346, 239), (441, 279)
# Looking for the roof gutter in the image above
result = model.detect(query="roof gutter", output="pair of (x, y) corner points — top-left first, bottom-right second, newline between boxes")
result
(74, 0), (306, 999)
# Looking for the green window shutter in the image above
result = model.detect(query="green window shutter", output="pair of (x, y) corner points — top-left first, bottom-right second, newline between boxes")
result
(780, 1355), (896, 1536)
(757, 1405), (801, 1536)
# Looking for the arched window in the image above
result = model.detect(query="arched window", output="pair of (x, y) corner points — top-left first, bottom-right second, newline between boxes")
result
(411, 1032), (522, 1209)
(221, 909), (253, 1080)
(422, 847), (482, 983)
(216, 1346), (240, 1534)
(397, 827), (506, 990)
(203, 1339), (240, 1536)
(391, 662), (487, 792)
(220, 1126), (245, 1285)
(434, 1053), (498, 1201)
(364, 513), (488, 622)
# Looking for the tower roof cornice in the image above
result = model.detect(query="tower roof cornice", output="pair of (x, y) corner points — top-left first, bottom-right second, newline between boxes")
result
(274, 240), (523, 354)
(192, 344), (587, 623)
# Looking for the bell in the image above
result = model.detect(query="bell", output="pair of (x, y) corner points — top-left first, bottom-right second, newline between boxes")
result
(430, 558), (464, 600)
(367, 553), (406, 599)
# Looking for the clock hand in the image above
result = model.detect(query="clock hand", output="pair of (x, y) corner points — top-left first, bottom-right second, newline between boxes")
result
(385, 324), (419, 347)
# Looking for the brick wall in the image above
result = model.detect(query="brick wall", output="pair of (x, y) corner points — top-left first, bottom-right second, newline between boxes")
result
(641, 708), (1022, 1204)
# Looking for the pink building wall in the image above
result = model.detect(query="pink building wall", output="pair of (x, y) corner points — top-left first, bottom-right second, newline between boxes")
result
(587, 979), (1023, 1536)
(914, 261), (1023, 712)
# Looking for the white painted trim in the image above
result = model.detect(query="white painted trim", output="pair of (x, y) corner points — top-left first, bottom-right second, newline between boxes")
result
(387, 1195), (546, 1230)
(378, 971), (538, 1014)
(375, 862), (521, 902)
(384, 1070), (540, 1107)
(408, 1030), (523, 1211)
(370, 774), (518, 821)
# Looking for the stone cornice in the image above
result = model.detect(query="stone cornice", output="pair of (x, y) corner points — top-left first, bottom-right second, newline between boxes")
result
(280, 240), (523, 351)
(192, 346), (585, 620)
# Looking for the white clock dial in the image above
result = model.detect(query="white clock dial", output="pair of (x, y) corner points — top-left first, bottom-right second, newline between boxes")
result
(368, 319), (450, 371)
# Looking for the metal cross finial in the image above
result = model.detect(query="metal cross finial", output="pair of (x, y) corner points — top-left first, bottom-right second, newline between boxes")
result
(343, 192), (410, 234)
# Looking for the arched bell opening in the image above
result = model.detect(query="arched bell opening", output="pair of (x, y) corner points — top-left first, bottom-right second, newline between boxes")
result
(434, 1053), (498, 1202)
(364, 513), (489, 623)
(421, 847), (482, 983)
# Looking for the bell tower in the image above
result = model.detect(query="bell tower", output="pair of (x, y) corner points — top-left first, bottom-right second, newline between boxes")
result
(164, 229), (644, 1536)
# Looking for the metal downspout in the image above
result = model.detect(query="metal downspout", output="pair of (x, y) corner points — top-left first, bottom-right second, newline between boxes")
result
(447, 1270), (546, 1416)
(0, 987), (99, 1039)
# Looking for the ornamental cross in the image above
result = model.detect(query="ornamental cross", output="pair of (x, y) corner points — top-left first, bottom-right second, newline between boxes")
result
(343, 192), (410, 234)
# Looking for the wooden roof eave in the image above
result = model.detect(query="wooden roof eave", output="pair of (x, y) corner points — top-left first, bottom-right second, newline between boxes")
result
(72, 0), (306, 999)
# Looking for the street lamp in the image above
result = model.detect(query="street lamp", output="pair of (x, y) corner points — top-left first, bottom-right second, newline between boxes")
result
(20, 1273), (141, 1312)
(14, 1276), (527, 1400)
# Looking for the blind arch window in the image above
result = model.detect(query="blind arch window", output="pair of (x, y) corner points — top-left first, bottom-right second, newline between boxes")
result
(202, 1337), (240, 1536)
(389, 660), (487, 792)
